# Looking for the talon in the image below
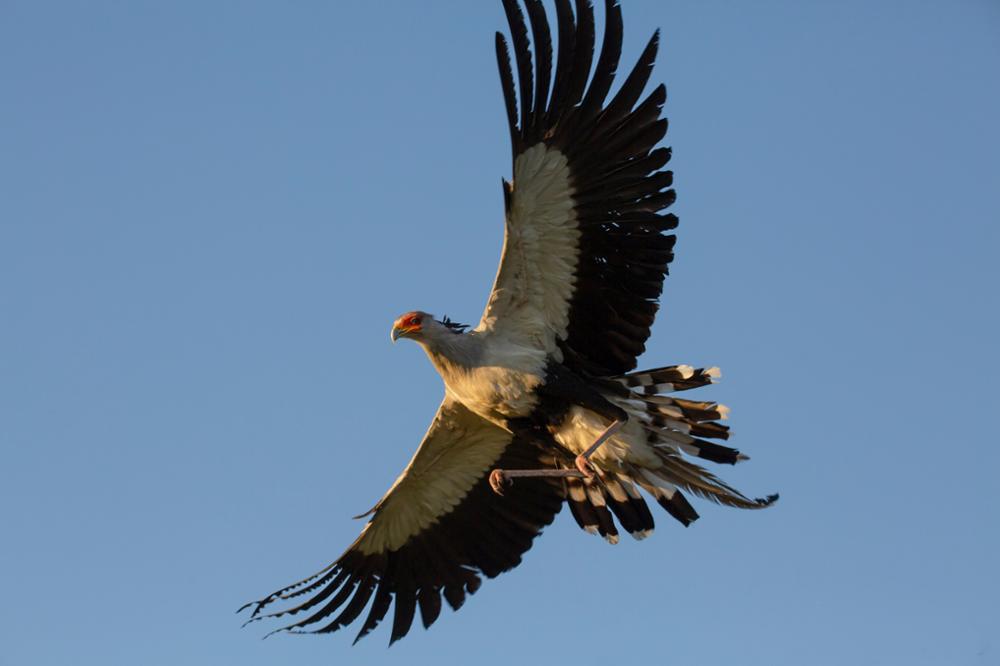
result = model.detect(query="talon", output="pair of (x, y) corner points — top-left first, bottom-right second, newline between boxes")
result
(575, 455), (595, 478)
(489, 469), (509, 496)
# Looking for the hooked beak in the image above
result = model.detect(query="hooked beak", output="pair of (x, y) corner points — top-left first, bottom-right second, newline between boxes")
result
(391, 324), (416, 343)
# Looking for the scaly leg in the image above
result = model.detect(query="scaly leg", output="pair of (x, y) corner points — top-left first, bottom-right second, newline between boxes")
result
(574, 419), (624, 477)
(489, 419), (625, 496)
(489, 468), (583, 495)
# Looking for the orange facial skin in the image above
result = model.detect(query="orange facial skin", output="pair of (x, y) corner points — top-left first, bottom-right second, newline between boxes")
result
(391, 312), (424, 341)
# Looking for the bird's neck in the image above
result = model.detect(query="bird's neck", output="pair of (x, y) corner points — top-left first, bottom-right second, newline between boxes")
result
(421, 332), (482, 384)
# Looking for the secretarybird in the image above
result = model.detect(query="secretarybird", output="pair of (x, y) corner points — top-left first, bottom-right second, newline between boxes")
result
(241, 0), (777, 644)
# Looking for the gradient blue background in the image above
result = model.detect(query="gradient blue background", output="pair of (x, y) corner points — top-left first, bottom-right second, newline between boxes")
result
(3, 1), (998, 664)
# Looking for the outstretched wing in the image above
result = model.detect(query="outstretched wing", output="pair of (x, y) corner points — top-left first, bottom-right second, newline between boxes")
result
(241, 399), (564, 644)
(478, 0), (677, 377)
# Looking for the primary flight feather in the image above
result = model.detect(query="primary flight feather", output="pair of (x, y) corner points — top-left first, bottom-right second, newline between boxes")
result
(241, 0), (776, 645)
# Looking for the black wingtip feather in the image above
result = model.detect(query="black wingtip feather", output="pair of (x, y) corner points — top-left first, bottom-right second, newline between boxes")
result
(418, 586), (442, 630)
(353, 577), (393, 644)
(495, 32), (520, 152)
(524, 0), (553, 140)
(501, 0), (534, 138)
(598, 29), (660, 134)
(578, 0), (623, 123)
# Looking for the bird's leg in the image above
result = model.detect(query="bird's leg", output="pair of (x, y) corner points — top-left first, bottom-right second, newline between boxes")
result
(489, 468), (585, 495)
(489, 419), (625, 496)
(574, 419), (624, 477)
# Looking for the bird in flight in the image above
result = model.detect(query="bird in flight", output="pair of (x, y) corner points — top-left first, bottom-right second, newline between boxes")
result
(241, 0), (776, 645)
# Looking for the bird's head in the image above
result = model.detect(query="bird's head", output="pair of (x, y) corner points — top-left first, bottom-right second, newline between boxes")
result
(391, 311), (469, 344)
(390, 311), (429, 343)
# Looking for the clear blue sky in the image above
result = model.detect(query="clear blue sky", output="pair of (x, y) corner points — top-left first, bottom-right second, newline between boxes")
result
(2, 1), (998, 664)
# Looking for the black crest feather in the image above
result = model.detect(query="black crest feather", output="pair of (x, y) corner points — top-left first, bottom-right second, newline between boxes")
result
(439, 316), (469, 334)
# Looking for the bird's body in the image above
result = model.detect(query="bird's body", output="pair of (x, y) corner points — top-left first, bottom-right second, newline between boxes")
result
(409, 314), (759, 526)
(242, 0), (777, 645)
(421, 324), (650, 471)
(419, 325), (547, 425)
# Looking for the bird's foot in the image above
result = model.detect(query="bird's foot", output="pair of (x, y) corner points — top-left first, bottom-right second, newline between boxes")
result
(489, 469), (509, 496)
(574, 455), (595, 478)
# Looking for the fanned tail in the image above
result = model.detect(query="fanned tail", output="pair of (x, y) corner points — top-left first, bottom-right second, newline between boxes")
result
(565, 364), (777, 541)
(623, 364), (777, 508)
(615, 364), (747, 464)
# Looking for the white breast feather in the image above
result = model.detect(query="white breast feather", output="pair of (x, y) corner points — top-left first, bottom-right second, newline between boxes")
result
(445, 339), (547, 423)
